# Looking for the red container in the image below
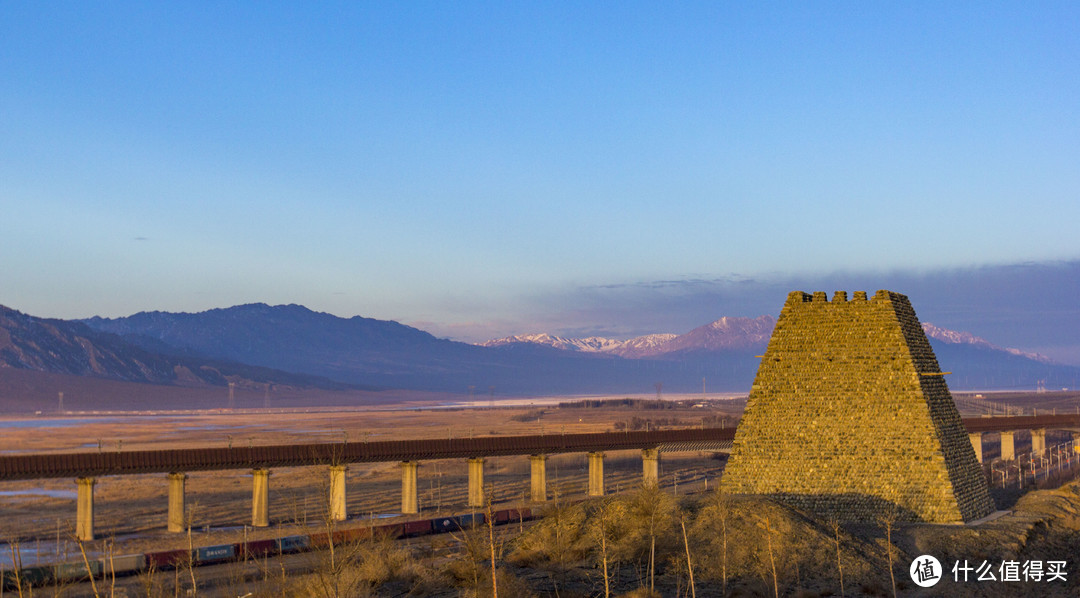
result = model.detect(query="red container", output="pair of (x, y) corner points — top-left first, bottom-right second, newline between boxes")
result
(333, 527), (371, 544)
(493, 509), (516, 524)
(145, 549), (189, 570)
(374, 522), (404, 540)
(308, 531), (331, 548)
(402, 519), (433, 537)
(241, 539), (277, 558)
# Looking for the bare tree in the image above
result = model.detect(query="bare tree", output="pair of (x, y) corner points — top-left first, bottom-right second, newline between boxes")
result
(755, 514), (779, 598)
(829, 518), (845, 597)
(485, 491), (498, 598)
(681, 518), (696, 598)
(75, 534), (101, 598)
(878, 511), (899, 598)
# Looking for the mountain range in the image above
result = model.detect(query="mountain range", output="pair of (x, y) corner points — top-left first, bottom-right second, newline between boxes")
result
(0, 302), (1076, 409)
(481, 315), (776, 358)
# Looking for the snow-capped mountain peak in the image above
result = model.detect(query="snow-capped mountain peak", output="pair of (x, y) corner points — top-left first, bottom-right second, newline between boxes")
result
(921, 322), (1052, 363)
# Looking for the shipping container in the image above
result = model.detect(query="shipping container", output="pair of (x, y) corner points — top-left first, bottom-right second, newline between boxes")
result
(16, 565), (53, 587)
(146, 549), (190, 570)
(458, 513), (484, 528)
(333, 527), (371, 544)
(374, 522), (404, 540)
(196, 543), (236, 564)
(241, 539), (277, 558)
(402, 519), (433, 537)
(433, 513), (484, 533)
(54, 559), (102, 582)
(107, 554), (146, 575)
(276, 535), (310, 554)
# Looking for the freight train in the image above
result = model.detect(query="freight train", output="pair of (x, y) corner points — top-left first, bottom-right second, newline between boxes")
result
(1, 507), (534, 590)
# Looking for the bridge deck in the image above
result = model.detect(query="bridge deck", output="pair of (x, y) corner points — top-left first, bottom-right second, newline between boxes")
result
(0, 428), (735, 481)
(1, 415), (1077, 481)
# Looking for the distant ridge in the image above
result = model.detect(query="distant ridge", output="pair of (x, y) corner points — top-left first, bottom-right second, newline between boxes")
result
(0, 304), (353, 390)
(80, 303), (764, 393)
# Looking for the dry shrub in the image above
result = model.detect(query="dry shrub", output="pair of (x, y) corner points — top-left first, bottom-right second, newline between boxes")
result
(508, 502), (590, 568)
(600, 485), (678, 573)
(352, 534), (420, 586)
(286, 533), (436, 597)
(690, 491), (881, 589)
(455, 569), (538, 598)
(443, 522), (490, 587)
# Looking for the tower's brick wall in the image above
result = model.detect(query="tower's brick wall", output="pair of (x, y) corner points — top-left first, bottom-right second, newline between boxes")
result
(719, 290), (994, 523)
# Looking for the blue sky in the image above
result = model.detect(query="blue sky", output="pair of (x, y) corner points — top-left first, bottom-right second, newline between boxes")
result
(1, 3), (1078, 361)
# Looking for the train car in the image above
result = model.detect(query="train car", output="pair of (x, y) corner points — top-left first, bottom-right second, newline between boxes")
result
(334, 526), (371, 544)
(146, 548), (190, 570)
(54, 559), (102, 582)
(107, 554), (146, 576)
(308, 531), (331, 548)
(276, 535), (310, 554)
(402, 519), (433, 537)
(432, 513), (485, 533)
(458, 513), (485, 529)
(195, 543), (236, 565)
(373, 522), (404, 540)
(14, 564), (53, 588)
(432, 515), (458, 533)
(241, 539), (277, 559)
(494, 507), (534, 524)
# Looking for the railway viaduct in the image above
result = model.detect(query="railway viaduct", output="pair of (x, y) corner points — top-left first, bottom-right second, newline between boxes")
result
(1, 416), (1078, 540)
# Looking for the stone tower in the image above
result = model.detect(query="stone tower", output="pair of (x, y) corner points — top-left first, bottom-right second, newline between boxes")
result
(720, 290), (994, 523)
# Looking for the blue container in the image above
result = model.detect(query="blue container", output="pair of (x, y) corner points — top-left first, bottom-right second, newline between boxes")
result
(196, 544), (236, 564)
(433, 513), (486, 533)
(432, 516), (459, 533)
(458, 513), (485, 528)
(276, 535), (310, 554)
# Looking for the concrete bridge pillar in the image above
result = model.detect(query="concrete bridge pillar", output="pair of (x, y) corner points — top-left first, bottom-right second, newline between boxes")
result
(251, 469), (271, 527)
(1031, 429), (1047, 455)
(401, 461), (419, 514)
(76, 477), (96, 541)
(642, 448), (660, 487)
(167, 472), (187, 533)
(329, 465), (348, 522)
(968, 433), (983, 464)
(529, 455), (547, 502)
(468, 458), (485, 508)
(1001, 431), (1016, 461)
(588, 452), (605, 497)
